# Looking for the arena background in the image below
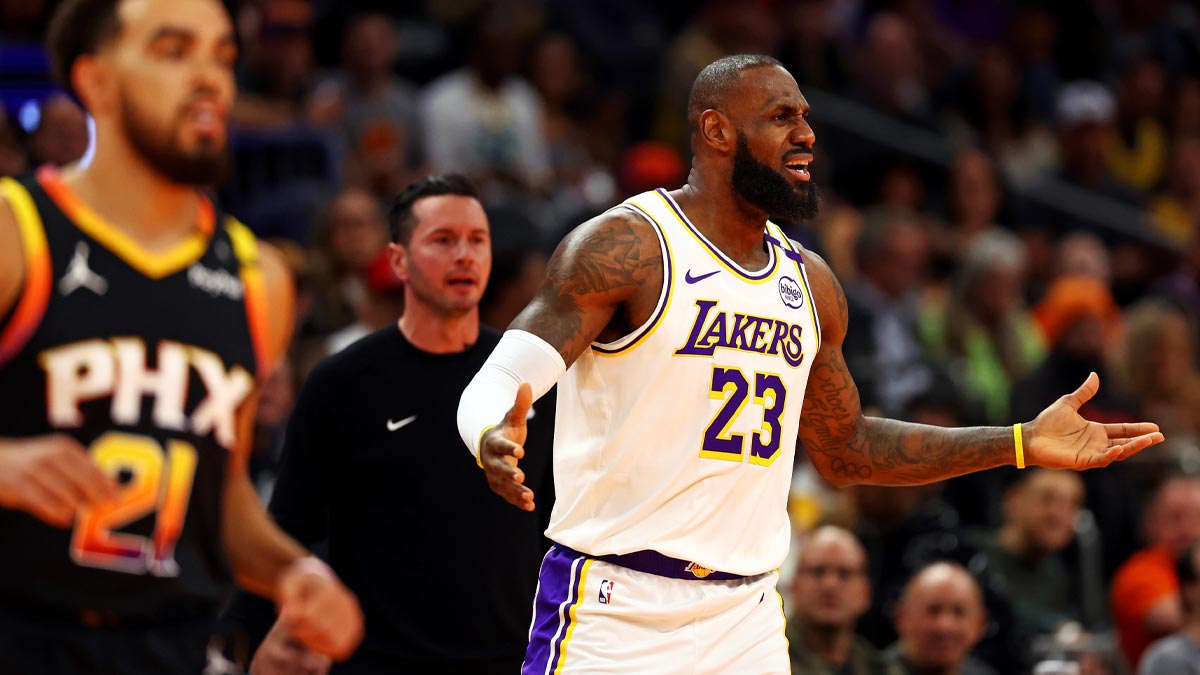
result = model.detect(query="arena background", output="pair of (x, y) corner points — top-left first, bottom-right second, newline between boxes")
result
(2, 1), (1199, 674)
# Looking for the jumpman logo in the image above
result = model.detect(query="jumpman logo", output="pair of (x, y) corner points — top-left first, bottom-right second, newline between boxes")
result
(59, 242), (109, 297)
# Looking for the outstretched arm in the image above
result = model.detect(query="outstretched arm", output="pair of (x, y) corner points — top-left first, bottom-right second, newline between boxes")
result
(797, 250), (1163, 488)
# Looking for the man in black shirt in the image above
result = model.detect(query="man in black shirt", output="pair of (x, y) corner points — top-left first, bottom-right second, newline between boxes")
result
(223, 174), (555, 674)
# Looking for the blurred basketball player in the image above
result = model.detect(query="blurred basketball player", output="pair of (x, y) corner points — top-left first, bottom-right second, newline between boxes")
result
(0, 0), (361, 671)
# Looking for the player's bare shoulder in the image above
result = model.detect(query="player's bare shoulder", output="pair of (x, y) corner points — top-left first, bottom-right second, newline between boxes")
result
(513, 207), (664, 366)
(789, 241), (848, 346)
(0, 190), (25, 322)
(553, 207), (664, 300)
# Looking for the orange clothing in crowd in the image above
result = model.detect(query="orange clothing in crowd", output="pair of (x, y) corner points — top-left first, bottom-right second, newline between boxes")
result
(1111, 546), (1179, 667)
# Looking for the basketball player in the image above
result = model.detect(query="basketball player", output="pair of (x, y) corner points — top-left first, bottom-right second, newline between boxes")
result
(457, 54), (1165, 674)
(0, 0), (362, 671)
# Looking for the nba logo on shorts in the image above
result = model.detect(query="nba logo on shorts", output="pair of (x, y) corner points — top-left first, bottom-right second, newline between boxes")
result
(598, 580), (615, 604)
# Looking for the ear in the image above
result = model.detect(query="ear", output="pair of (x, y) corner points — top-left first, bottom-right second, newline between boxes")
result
(699, 109), (734, 154)
(72, 55), (115, 116)
(387, 242), (407, 283)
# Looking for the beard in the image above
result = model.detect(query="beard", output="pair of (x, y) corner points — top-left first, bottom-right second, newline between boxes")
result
(120, 91), (229, 186)
(731, 134), (820, 225)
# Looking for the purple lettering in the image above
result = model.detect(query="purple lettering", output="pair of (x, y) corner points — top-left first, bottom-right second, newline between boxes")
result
(674, 300), (720, 356)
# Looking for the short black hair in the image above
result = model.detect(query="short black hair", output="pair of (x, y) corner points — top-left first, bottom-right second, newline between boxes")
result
(388, 174), (479, 244)
(46, 0), (125, 102)
(687, 54), (784, 131)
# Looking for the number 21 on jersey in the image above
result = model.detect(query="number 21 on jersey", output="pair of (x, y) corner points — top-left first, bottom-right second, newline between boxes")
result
(70, 431), (197, 577)
(701, 365), (787, 466)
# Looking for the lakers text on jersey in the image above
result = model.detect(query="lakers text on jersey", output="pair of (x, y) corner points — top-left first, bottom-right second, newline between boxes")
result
(546, 188), (822, 578)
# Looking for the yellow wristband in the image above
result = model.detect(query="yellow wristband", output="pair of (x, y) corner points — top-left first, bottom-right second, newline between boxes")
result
(475, 425), (496, 468)
(1014, 423), (1025, 469)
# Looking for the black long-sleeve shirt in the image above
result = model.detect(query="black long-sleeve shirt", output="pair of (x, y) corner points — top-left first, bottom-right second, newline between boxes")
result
(222, 324), (555, 673)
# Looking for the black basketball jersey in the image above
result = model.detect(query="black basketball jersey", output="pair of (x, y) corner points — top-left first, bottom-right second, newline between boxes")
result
(0, 167), (267, 619)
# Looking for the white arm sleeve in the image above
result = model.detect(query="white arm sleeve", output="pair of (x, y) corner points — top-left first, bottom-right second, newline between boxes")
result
(457, 329), (567, 461)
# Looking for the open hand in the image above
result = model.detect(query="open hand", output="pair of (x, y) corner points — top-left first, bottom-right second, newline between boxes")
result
(1027, 372), (1165, 470)
(479, 382), (535, 511)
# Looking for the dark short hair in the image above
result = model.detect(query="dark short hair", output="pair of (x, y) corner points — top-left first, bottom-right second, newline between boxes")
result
(687, 54), (784, 131)
(388, 174), (479, 244)
(46, 0), (125, 102)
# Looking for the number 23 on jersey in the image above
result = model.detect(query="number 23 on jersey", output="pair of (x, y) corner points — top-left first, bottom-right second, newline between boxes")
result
(701, 365), (787, 466)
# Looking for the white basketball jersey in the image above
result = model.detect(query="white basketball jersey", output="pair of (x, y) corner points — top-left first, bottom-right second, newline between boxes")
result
(546, 188), (822, 576)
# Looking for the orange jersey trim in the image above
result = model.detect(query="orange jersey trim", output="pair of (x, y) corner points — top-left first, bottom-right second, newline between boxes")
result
(225, 218), (270, 379)
(36, 166), (214, 280)
(0, 178), (53, 366)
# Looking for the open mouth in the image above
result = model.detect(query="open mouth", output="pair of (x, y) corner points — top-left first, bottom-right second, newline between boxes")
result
(784, 155), (812, 181)
(183, 102), (226, 137)
(447, 276), (477, 289)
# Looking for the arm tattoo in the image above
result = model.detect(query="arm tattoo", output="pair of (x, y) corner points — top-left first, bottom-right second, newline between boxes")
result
(799, 252), (1013, 486)
(512, 212), (662, 366)
(801, 350), (1014, 486)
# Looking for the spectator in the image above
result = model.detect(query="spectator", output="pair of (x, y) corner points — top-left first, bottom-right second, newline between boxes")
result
(851, 12), (938, 131)
(531, 33), (618, 220)
(1051, 80), (1143, 205)
(982, 469), (1094, 634)
(886, 562), (997, 675)
(946, 48), (1055, 184)
(1017, 276), (1127, 425)
(1056, 232), (1112, 283)
(1113, 300), (1200, 459)
(419, 10), (551, 202)
(232, 0), (316, 127)
(843, 207), (935, 417)
(921, 229), (1046, 423)
(852, 484), (964, 651)
(321, 12), (423, 199)
(322, 248), (407, 357)
(789, 526), (901, 675)
(943, 149), (1006, 256)
(777, 0), (850, 91)
(1150, 136), (1200, 250)
(305, 187), (391, 335)
(1106, 56), (1169, 194)
(1139, 541), (1200, 675)
(1112, 475), (1200, 667)
(1014, 275), (1142, 579)
(1008, 5), (1061, 126)
(479, 205), (548, 331)
(653, 0), (781, 150)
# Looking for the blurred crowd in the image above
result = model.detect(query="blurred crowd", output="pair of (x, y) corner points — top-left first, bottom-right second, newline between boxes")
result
(3, 0), (1200, 673)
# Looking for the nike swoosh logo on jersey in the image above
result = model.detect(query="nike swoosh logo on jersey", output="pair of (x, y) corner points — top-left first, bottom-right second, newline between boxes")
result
(684, 269), (720, 284)
(387, 415), (417, 431)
